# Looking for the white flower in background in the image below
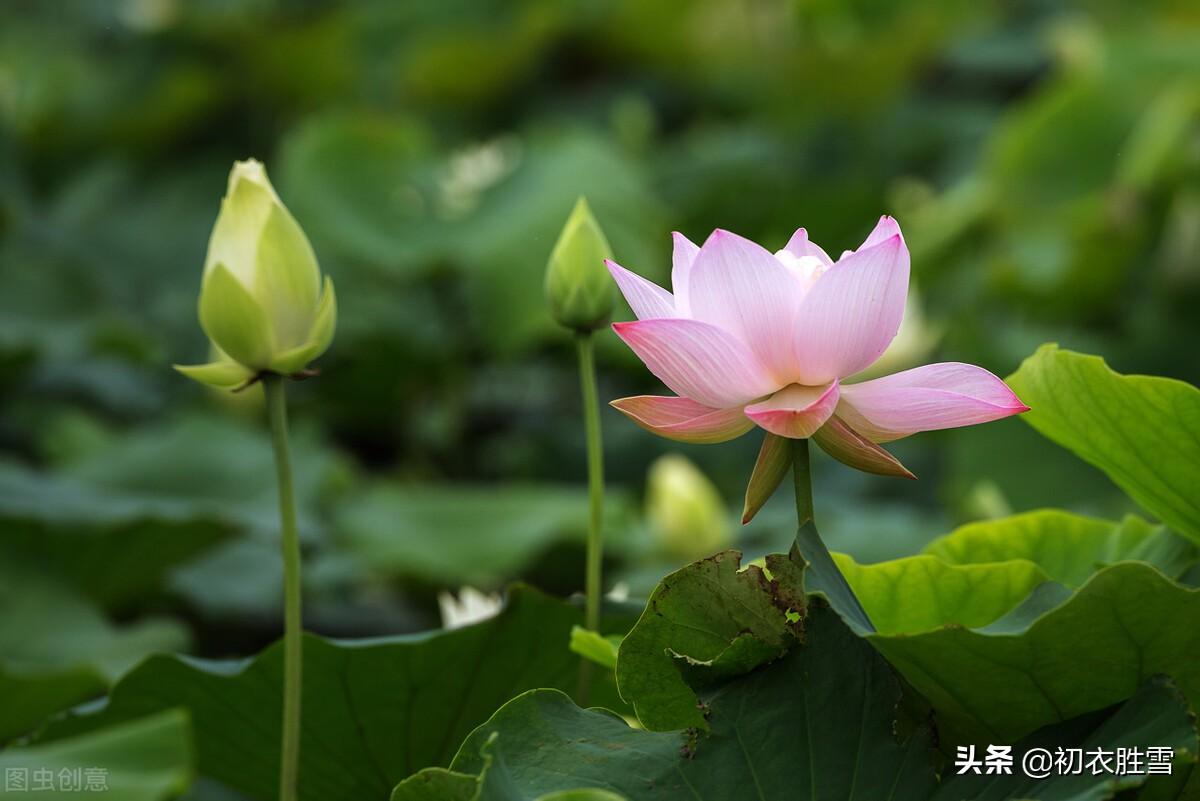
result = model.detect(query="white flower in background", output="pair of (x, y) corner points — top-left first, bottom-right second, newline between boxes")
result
(438, 587), (502, 630)
(606, 581), (631, 602)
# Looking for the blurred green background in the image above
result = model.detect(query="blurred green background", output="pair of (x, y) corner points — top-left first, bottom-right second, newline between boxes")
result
(1, 0), (1198, 659)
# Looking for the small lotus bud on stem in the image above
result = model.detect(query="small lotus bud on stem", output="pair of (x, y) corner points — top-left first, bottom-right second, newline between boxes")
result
(546, 197), (614, 704)
(174, 159), (336, 390)
(175, 159), (334, 801)
(545, 197), (615, 333)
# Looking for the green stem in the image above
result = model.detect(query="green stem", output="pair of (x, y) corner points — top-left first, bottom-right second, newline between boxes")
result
(791, 438), (875, 632)
(576, 332), (605, 702)
(791, 438), (815, 527)
(263, 374), (302, 801)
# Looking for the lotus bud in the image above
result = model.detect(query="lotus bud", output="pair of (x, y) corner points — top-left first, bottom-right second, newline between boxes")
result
(646, 454), (732, 560)
(545, 197), (615, 332)
(175, 159), (336, 388)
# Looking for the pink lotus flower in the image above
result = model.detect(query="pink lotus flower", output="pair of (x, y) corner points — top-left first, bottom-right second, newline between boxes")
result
(607, 217), (1028, 483)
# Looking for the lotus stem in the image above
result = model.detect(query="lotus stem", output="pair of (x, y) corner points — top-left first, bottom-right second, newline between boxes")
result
(576, 331), (605, 703)
(263, 373), (302, 801)
(792, 438), (875, 629)
(791, 438), (815, 527)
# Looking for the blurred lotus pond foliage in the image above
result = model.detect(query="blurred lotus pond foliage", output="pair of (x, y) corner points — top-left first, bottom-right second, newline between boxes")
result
(1, 0), (1200, 799)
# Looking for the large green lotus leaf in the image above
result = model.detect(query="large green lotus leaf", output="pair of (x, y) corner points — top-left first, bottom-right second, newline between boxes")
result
(836, 560), (1200, 745)
(0, 415), (342, 609)
(396, 607), (1199, 801)
(924, 509), (1198, 586)
(56, 414), (341, 540)
(405, 676), (1200, 801)
(0, 561), (188, 743)
(613, 550), (803, 732)
(830, 552), (1049, 635)
(394, 758), (630, 801)
(179, 778), (258, 801)
(0, 460), (236, 609)
(396, 602), (937, 801)
(0, 709), (193, 800)
(40, 586), (637, 801)
(933, 678), (1199, 801)
(1008, 345), (1200, 544)
(0, 664), (105, 747)
(335, 482), (635, 588)
(1139, 763), (1200, 801)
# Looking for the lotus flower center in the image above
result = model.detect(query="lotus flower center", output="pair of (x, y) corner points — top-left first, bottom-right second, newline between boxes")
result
(774, 250), (828, 294)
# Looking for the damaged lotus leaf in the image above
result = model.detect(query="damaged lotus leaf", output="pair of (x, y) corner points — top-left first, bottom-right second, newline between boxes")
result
(614, 549), (805, 732)
(395, 603), (938, 801)
(395, 550), (1200, 801)
(395, 671), (1200, 801)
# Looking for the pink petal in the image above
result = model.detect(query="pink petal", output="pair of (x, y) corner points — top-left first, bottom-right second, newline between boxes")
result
(688, 230), (804, 381)
(857, 215), (903, 251)
(744, 381), (840, 439)
(792, 229), (910, 384)
(782, 228), (834, 266)
(606, 260), (675, 320)
(610, 395), (754, 444)
(671, 232), (700, 316)
(612, 318), (779, 409)
(838, 362), (1030, 442)
(812, 416), (915, 479)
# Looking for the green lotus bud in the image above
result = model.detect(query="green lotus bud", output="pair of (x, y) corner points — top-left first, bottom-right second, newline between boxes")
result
(175, 159), (336, 388)
(646, 454), (732, 561)
(545, 197), (615, 332)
